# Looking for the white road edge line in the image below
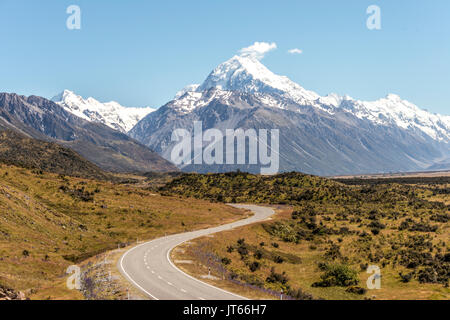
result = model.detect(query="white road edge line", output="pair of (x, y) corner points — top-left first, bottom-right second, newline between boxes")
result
(119, 241), (159, 300)
(119, 205), (272, 300)
(166, 241), (249, 300)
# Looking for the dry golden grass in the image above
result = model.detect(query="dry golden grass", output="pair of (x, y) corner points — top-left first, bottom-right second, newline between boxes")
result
(173, 207), (449, 300)
(0, 164), (244, 299)
(172, 234), (279, 300)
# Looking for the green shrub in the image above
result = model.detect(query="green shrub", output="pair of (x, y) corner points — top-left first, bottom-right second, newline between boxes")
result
(287, 287), (314, 300)
(248, 261), (261, 272)
(237, 246), (248, 257)
(273, 255), (284, 264)
(254, 250), (263, 260)
(399, 271), (414, 283)
(346, 286), (367, 295)
(266, 268), (288, 285)
(312, 263), (359, 287)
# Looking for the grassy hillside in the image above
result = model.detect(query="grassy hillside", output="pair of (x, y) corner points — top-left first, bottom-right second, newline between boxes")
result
(0, 164), (245, 299)
(160, 171), (355, 204)
(0, 130), (112, 181)
(160, 171), (445, 207)
(164, 172), (450, 299)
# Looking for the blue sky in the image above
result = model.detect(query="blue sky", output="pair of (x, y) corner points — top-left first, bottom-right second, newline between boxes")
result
(0, 0), (449, 115)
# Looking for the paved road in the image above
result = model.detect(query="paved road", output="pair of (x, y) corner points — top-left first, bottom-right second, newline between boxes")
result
(118, 204), (275, 300)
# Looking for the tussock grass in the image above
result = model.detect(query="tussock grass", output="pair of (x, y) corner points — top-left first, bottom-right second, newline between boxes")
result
(167, 173), (449, 300)
(0, 164), (244, 299)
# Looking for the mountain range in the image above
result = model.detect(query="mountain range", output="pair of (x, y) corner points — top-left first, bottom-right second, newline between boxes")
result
(129, 54), (450, 176)
(2, 54), (448, 176)
(0, 93), (176, 173)
(52, 90), (154, 133)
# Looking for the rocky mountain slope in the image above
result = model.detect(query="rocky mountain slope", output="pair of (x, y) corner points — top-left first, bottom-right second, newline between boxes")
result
(52, 90), (154, 133)
(130, 55), (450, 176)
(0, 93), (176, 173)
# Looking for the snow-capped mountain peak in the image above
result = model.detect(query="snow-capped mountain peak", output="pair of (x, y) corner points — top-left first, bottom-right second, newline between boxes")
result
(385, 93), (402, 102)
(52, 90), (154, 133)
(317, 93), (349, 107)
(197, 55), (320, 104)
(130, 48), (450, 175)
(174, 84), (200, 99)
(350, 94), (450, 141)
(167, 48), (450, 146)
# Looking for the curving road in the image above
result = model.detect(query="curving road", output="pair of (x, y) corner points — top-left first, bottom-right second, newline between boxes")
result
(118, 204), (275, 300)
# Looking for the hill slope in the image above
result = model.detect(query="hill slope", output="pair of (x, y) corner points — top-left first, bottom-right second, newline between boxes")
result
(161, 171), (449, 299)
(160, 171), (358, 204)
(0, 93), (177, 173)
(0, 130), (110, 180)
(0, 164), (244, 299)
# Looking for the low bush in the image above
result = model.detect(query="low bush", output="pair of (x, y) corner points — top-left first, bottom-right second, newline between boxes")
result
(312, 263), (359, 287)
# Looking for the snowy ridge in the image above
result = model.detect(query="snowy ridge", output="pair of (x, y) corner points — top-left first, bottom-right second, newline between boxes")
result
(171, 54), (450, 143)
(174, 84), (200, 99)
(355, 95), (450, 141)
(198, 55), (320, 104)
(52, 90), (154, 133)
